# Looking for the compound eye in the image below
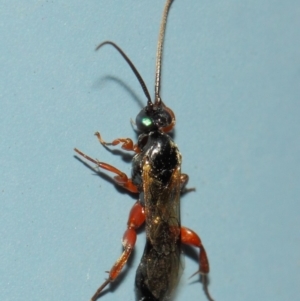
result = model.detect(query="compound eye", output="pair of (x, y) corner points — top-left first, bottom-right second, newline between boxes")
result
(136, 109), (155, 132)
(157, 109), (172, 127)
(160, 106), (175, 133)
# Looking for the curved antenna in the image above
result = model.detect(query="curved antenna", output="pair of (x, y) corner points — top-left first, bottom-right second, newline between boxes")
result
(155, 0), (174, 105)
(96, 41), (152, 107)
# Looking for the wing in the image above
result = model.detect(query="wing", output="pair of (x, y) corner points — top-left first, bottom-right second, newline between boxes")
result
(143, 160), (181, 243)
(140, 160), (182, 300)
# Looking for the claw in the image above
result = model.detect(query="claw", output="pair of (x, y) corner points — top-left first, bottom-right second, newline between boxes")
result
(90, 278), (111, 301)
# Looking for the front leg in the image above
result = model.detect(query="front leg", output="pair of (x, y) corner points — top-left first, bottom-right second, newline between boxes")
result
(95, 132), (140, 153)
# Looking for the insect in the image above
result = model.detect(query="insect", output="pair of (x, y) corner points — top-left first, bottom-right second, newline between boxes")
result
(75, 1), (213, 300)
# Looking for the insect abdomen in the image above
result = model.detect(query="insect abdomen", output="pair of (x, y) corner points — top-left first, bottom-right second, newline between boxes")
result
(135, 133), (182, 301)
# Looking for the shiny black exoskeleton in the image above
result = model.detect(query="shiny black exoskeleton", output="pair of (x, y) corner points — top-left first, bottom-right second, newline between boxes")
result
(132, 98), (179, 189)
(132, 103), (182, 301)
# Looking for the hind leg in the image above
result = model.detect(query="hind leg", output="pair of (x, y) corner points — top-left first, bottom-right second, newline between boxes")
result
(181, 226), (214, 301)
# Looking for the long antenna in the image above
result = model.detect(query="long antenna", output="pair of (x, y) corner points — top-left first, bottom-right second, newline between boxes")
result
(96, 41), (152, 107)
(155, 0), (174, 105)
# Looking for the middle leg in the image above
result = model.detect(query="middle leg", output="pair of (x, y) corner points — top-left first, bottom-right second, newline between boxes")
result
(180, 173), (195, 194)
(90, 201), (145, 301)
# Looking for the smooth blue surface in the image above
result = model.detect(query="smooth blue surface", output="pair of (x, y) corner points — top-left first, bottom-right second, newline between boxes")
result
(1, 1), (299, 301)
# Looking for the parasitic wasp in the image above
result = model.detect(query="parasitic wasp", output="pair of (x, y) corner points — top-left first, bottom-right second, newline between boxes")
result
(75, 1), (214, 300)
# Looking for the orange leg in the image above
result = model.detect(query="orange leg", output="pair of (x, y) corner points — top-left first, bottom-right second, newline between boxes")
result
(95, 132), (141, 153)
(74, 148), (138, 193)
(90, 202), (145, 301)
(181, 226), (214, 301)
(181, 226), (209, 274)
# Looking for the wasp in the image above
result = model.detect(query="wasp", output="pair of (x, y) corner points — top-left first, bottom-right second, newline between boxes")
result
(75, 1), (213, 300)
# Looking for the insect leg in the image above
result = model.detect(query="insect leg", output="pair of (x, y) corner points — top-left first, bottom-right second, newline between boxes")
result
(74, 148), (138, 193)
(180, 174), (189, 190)
(95, 132), (140, 153)
(181, 226), (209, 274)
(180, 174), (195, 194)
(181, 226), (214, 301)
(90, 201), (145, 301)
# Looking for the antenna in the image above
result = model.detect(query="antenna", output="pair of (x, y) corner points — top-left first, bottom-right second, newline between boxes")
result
(96, 41), (152, 107)
(154, 0), (174, 105)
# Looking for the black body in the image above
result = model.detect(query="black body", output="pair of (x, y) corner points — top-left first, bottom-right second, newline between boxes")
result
(132, 131), (182, 301)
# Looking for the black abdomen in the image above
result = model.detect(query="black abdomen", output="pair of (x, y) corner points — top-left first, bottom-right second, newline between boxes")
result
(134, 131), (182, 301)
(135, 240), (181, 301)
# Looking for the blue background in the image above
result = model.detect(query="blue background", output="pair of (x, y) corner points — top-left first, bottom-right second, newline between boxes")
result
(1, 1), (299, 301)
